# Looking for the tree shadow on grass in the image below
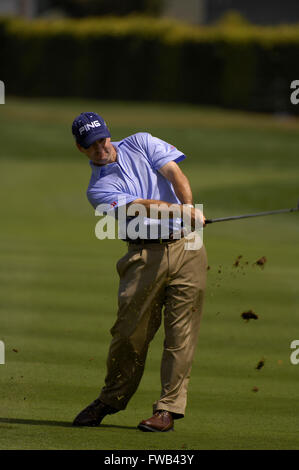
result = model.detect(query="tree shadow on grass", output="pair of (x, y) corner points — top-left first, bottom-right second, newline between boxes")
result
(0, 417), (136, 430)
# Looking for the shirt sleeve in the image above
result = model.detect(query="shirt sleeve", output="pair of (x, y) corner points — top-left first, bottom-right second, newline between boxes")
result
(87, 188), (137, 214)
(145, 133), (186, 171)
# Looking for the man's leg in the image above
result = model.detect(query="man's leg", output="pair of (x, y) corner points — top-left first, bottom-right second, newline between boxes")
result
(153, 240), (208, 418)
(99, 244), (169, 411)
(73, 244), (168, 426)
(99, 300), (163, 411)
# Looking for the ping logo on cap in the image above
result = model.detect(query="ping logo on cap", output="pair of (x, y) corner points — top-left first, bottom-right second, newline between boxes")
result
(79, 120), (101, 135)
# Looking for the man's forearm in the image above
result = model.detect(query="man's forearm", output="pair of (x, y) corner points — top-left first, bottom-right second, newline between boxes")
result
(158, 160), (194, 205)
(129, 199), (180, 218)
(171, 174), (193, 206)
(127, 199), (204, 228)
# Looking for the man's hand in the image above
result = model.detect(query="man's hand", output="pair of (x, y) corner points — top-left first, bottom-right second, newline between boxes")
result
(189, 206), (205, 230)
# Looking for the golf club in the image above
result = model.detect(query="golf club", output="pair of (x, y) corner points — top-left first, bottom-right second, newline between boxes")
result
(205, 199), (299, 225)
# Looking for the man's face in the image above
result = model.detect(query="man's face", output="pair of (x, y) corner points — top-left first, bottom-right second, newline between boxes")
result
(77, 138), (116, 166)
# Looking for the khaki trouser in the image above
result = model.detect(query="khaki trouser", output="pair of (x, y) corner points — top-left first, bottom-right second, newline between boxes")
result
(99, 236), (208, 418)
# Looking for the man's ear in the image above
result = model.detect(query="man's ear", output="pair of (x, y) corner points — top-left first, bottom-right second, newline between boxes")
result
(76, 142), (85, 153)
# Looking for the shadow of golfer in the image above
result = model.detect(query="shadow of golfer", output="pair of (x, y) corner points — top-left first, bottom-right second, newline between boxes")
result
(0, 417), (136, 430)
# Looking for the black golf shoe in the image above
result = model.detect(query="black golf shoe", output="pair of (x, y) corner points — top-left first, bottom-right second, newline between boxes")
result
(72, 398), (118, 427)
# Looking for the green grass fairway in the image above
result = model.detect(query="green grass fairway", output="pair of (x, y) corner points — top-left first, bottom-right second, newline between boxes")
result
(0, 98), (299, 450)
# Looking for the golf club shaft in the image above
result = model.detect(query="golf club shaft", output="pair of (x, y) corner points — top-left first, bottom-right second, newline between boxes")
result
(205, 206), (299, 224)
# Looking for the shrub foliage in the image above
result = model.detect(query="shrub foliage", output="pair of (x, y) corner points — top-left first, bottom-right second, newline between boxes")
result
(1, 16), (299, 113)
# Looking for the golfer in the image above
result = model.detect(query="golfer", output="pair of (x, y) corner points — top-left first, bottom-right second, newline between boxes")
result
(71, 112), (208, 432)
